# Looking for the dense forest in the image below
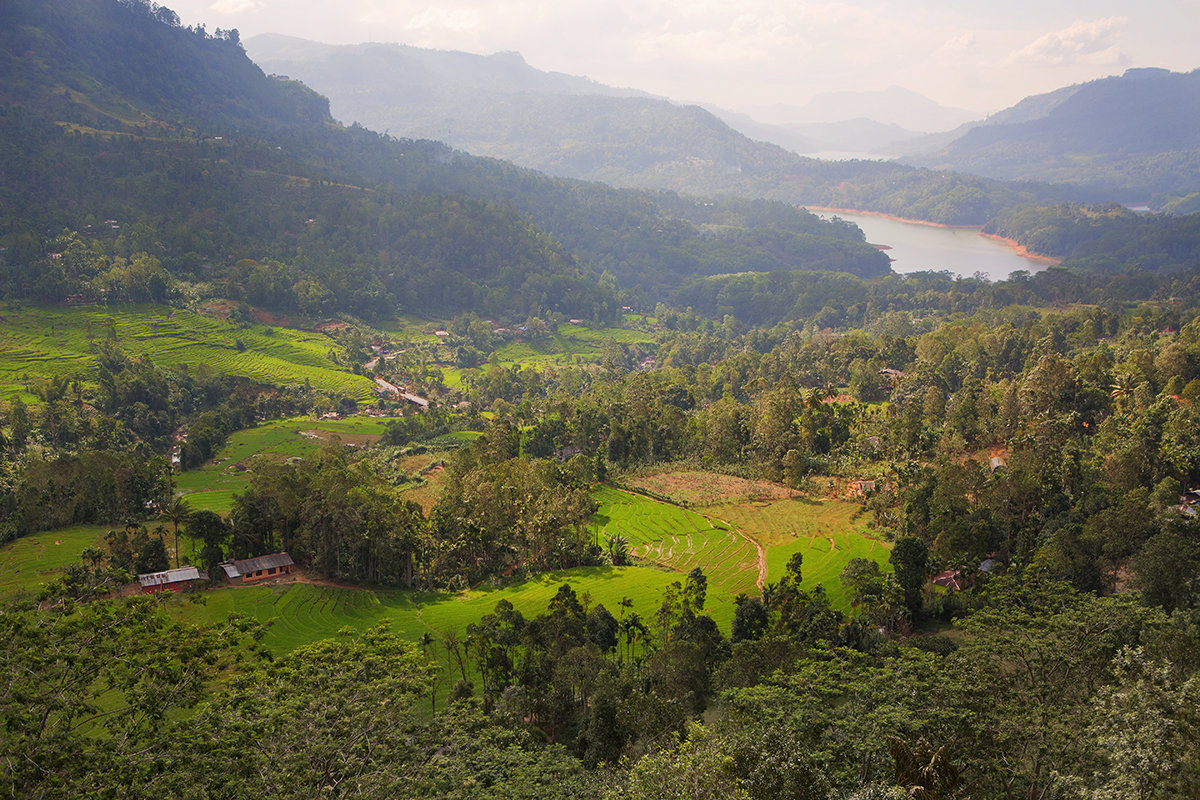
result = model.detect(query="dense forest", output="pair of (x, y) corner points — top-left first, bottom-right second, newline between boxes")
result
(0, 0), (889, 321)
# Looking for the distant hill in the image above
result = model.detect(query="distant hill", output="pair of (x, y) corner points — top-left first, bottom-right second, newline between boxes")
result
(245, 34), (1092, 225)
(744, 86), (980, 132)
(246, 34), (814, 185)
(702, 108), (925, 158)
(0, 0), (894, 320)
(903, 68), (1200, 202)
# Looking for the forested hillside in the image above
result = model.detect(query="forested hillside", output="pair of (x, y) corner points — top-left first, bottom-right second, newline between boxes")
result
(244, 33), (1098, 226)
(905, 68), (1200, 203)
(0, 0), (892, 320)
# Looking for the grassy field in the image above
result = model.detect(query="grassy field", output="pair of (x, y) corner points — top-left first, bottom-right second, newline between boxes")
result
(173, 415), (461, 514)
(175, 416), (395, 497)
(623, 470), (800, 506)
(0, 303), (374, 401)
(170, 566), (691, 654)
(591, 486), (760, 602)
(0, 526), (108, 598)
(697, 496), (890, 608)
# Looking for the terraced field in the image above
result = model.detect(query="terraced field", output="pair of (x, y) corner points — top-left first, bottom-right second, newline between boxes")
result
(697, 496), (890, 608)
(0, 525), (108, 598)
(591, 486), (760, 601)
(0, 303), (374, 401)
(175, 415), (399, 512)
(624, 470), (800, 506)
(171, 565), (694, 654)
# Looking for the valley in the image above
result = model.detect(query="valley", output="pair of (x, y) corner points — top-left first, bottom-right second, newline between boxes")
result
(3, 1), (1200, 797)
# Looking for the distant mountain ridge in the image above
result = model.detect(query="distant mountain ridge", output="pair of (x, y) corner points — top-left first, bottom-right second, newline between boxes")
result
(0, 0), (895, 320)
(250, 34), (655, 101)
(903, 68), (1200, 200)
(245, 34), (1093, 225)
(246, 33), (803, 184)
(746, 86), (980, 132)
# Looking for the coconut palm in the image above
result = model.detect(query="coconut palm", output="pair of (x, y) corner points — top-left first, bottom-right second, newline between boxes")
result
(159, 496), (193, 568)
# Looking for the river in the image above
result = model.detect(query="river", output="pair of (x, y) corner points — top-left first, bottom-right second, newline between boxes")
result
(812, 210), (1051, 282)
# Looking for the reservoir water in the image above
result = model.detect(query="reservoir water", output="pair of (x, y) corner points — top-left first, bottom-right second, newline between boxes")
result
(814, 210), (1050, 282)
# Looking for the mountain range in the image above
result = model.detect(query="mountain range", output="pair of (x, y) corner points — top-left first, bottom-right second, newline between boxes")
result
(0, 0), (892, 320)
(901, 68), (1200, 200)
(248, 35), (1200, 211)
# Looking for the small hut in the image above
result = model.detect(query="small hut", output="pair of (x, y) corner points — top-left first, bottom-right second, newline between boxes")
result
(138, 566), (206, 593)
(220, 553), (295, 584)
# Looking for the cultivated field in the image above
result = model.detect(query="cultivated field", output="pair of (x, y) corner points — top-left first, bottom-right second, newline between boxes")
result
(0, 525), (108, 599)
(591, 486), (761, 602)
(174, 415), (398, 512)
(0, 303), (374, 401)
(696, 496), (890, 608)
(170, 565), (693, 655)
(622, 469), (800, 506)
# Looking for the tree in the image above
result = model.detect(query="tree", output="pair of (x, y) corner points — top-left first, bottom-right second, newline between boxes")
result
(889, 537), (930, 617)
(0, 599), (251, 798)
(159, 495), (192, 567)
(1067, 647), (1200, 800)
(610, 723), (750, 800)
(730, 595), (768, 644)
(185, 509), (230, 572)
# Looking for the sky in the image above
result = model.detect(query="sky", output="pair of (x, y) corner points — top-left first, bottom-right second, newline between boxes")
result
(162, 0), (1200, 118)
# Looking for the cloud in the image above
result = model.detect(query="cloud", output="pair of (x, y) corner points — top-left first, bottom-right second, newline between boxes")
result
(210, 0), (262, 14)
(404, 7), (482, 35)
(938, 31), (977, 54)
(1009, 16), (1130, 66)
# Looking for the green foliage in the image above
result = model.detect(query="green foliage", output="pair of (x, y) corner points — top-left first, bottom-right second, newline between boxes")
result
(0, 597), (254, 799)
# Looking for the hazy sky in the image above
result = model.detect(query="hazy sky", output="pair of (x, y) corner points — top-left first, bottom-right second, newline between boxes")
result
(163, 0), (1200, 116)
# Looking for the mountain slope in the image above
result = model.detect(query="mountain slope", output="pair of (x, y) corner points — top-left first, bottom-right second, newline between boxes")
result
(904, 68), (1200, 200)
(0, 0), (892, 320)
(245, 34), (1096, 225)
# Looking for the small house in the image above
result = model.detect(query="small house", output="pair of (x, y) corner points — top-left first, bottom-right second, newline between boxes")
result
(1179, 490), (1200, 518)
(138, 566), (206, 593)
(220, 552), (295, 584)
(932, 569), (966, 592)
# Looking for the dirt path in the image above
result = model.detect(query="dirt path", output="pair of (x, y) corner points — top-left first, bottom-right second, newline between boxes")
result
(703, 512), (767, 591)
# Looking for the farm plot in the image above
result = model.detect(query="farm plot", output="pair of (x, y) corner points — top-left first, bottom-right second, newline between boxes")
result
(0, 304), (374, 401)
(175, 415), (397, 506)
(0, 525), (108, 599)
(591, 486), (760, 602)
(623, 469), (800, 507)
(170, 564), (701, 655)
(696, 496), (889, 608)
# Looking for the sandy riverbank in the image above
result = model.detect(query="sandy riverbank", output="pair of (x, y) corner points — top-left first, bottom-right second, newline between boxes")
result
(805, 206), (1064, 267)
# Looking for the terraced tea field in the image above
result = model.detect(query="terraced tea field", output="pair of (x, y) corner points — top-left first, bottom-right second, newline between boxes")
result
(0, 303), (374, 401)
(591, 486), (761, 601)
(696, 496), (890, 608)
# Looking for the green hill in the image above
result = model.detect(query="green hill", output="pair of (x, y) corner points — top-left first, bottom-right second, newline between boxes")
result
(905, 68), (1200, 203)
(0, 0), (892, 322)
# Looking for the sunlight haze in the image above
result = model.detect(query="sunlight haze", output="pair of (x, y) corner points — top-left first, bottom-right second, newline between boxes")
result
(163, 0), (1200, 119)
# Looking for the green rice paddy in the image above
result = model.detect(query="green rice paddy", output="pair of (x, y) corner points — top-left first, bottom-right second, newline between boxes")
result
(170, 566), (689, 654)
(591, 486), (759, 601)
(0, 525), (108, 598)
(0, 303), (374, 401)
(174, 415), (398, 512)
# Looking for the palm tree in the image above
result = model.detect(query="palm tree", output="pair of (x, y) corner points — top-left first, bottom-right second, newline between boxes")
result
(159, 496), (193, 568)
